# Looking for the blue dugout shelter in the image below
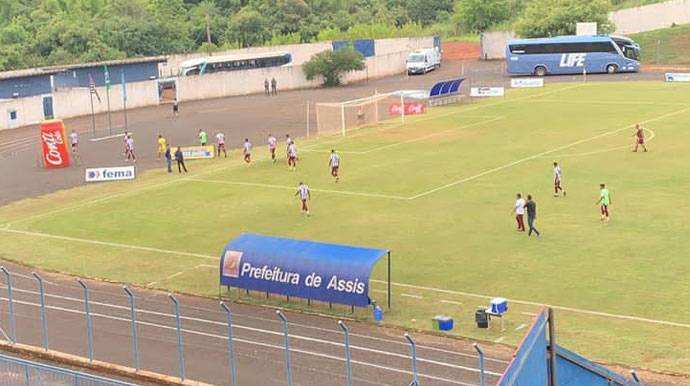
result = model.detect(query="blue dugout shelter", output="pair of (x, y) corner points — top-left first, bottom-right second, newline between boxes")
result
(220, 233), (391, 308)
(429, 78), (465, 98)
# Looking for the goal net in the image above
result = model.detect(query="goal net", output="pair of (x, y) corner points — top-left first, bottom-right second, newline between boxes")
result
(315, 92), (422, 137)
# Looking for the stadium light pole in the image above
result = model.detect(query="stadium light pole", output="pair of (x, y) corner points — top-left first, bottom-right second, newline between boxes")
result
(277, 310), (293, 386)
(123, 286), (140, 371)
(0, 267), (16, 345)
(404, 333), (419, 386)
(473, 343), (485, 386)
(338, 321), (353, 386)
(32, 272), (49, 351)
(220, 302), (238, 386)
(169, 294), (185, 381)
(77, 279), (94, 363)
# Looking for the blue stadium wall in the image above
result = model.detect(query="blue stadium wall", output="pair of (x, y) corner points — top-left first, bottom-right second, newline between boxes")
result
(0, 75), (52, 99)
(54, 62), (159, 89)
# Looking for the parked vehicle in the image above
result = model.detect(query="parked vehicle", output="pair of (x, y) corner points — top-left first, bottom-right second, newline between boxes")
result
(406, 48), (441, 75)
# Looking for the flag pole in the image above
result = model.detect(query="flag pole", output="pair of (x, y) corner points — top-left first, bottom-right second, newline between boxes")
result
(105, 65), (112, 135)
(121, 70), (128, 133)
(89, 73), (96, 137)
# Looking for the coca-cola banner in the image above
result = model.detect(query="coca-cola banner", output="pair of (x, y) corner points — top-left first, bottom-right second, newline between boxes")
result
(40, 120), (70, 168)
(388, 103), (425, 116)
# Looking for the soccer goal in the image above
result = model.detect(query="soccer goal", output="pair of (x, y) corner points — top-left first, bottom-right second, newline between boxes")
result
(315, 91), (426, 137)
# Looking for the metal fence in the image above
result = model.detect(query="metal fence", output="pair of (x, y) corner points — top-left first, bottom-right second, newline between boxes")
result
(0, 353), (137, 386)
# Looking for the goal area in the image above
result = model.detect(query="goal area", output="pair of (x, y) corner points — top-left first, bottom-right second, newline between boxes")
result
(315, 91), (425, 137)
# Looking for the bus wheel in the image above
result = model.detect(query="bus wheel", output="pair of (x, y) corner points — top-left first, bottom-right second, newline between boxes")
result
(606, 64), (617, 74)
(534, 66), (547, 77)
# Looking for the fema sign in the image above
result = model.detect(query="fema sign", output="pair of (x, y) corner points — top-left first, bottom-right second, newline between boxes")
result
(85, 166), (135, 182)
(220, 233), (391, 307)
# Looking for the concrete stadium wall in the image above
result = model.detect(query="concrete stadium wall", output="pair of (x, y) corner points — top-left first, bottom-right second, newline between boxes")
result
(0, 95), (44, 129)
(375, 37), (435, 55)
(53, 81), (158, 118)
(610, 0), (690, 34)
(480, 31), (516, 60)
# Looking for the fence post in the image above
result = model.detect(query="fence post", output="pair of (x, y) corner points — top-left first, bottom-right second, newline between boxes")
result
(123, 286), (139, 371)
(220, 302), (238, 386)
(77, 279), (93, 362)
(630, 369), (641, 384)
(306, 101), (310, 137)
(404, 333), (419, 386)
(473, 343), (485, 386)
(32, 272), (49, 351)
(276, 311), (292, 386)
(338, 321), (353, 386)
(1, 267), (16, 344)
(169, 294), (185, 381)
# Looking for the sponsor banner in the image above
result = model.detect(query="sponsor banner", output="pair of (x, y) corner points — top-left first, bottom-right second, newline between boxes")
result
(40, 120), (70, 169)
(85, 166), (136, 182)
(511, 78), (544, 88)
(388, 102), (425, 115)
(470, 87), (505, 97)
(665, 73), (690, 82)
(178, 145), (215, 160)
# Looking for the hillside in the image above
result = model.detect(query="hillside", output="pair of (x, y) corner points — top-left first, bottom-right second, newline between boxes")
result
(630, 24), (690, 64)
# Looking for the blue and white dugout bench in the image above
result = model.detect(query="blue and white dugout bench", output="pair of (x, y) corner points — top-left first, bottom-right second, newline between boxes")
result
(219, 233), (391, 308)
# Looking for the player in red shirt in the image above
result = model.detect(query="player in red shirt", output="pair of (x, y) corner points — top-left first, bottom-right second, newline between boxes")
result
(632, 123), (647, 152)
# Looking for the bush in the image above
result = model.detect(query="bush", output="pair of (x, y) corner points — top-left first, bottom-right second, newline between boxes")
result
(303, 48), (366, 87)
(515, 0), (613, 38)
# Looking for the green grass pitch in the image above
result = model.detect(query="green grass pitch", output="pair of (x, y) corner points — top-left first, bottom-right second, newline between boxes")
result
(1, 81), (689, 372)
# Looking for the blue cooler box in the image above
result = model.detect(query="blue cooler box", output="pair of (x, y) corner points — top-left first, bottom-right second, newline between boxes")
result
(432, 315), (454, 331)
(490, 297), (508, 314)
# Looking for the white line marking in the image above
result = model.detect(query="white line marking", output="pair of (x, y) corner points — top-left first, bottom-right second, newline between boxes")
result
(3, 271), (59, 286)
(194, 264), (216, 269)
(401, 293), (423, 299)
(146, 281), (157, 287)
(544, 128), (655, 158)
(439, 300), (463, 306)
(521, 312), (537, 317)
(190, 178), (410, 200)
(371, 280), (690, 329)
(408, 107), (690, 199)
(165, 271), (184, 280)
(0, 295), (496, 382)
(0, 228), (218, 261)
(494, 337), (505, 343)
(533, 99), (690, 106)
(515, 324), (527, 331)
(372, 289), (389, 294)
(89, 133), (126, 142)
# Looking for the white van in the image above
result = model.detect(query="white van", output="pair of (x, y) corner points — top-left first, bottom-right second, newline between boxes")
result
(406, 48), (441, 75)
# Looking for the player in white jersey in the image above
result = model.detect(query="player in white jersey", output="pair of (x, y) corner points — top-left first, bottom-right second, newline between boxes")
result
(294, 181), (311, 216)
(243, 138), (252, 165)
(268, 134), (277, 163)
(287, 142), (298, 170)
(124, 135), (136, 162)
(553, 162), (565, 197)
(216, 131), (227, 158)
(70, 130), (78, 153)
(285, 134), (294, 162)
(328, 149), (340, 182)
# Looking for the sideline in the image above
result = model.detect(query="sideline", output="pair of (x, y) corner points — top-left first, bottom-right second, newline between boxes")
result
(89, 133), (126, 142)
(544, 128), (655, 158)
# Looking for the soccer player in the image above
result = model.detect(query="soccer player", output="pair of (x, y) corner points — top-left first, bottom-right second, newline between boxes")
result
(553, 162), (566, 197)
(633, 123), (647, 152)
(595, 183), (611, 222)
(175, 146), (187, 173)
(357, 106), (365, 125)
(199, 129), (207, 146)
(525, 195), (540, 236)
(70, 130), (78, 153)
(287, 142), (298, 170)
(285, 134), (294, 160)
(216, 131), (227, 158)
(125, 134), (136, 162)
(295, 181), (311, 216)
(328, 149), (340, 182)
(172, 98), (179, 116)
(157, 134), (166, 161)
(243, 138), (252, 165)
(268, 134), (277, 163)
(511, 193), (526, 232)
(164, 144), (172, 172)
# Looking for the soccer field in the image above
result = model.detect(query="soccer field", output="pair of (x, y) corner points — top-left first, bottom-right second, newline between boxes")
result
(1, 81), (689, 372)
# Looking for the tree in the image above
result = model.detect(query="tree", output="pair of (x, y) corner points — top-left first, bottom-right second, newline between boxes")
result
(227, 7), (269, 47)
(454, 0), (513, 33)
(515, 0), (613, 38)
(303, 48), (365, 86)
(407, 0), (453, 27)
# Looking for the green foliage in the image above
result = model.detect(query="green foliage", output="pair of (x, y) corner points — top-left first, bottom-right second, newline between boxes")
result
(630, 24), (690, 64)
(453, 0), (515, 33)
(515, 0), (613, 38)
(303, 48), (365, 86)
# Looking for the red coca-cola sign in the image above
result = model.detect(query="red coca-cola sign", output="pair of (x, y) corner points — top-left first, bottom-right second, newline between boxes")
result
(40, 120), (70, 168)
(388, 102), (425, 115)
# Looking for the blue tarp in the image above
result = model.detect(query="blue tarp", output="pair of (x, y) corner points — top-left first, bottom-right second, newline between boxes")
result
(429, 78), (465, 98)
(332, 41), (349, 51)
(556, 346), (637, 386)
(354, 39), (375, 57)
(497, 310), (549, 386)
(220, 233), (389, 307)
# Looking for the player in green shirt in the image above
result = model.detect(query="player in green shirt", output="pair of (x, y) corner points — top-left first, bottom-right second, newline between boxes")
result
(595, 183), (611, 222)
(199, 129), (207, 146)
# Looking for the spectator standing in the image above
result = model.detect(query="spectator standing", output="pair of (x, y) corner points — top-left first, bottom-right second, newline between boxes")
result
(173, 98), (179, 116)
(271, 77), (277, 95)
(164, 144), (172, 173)
(175, 146), (187, 173)
(525, 195), (540, 236)
(264, 78), (270, 96)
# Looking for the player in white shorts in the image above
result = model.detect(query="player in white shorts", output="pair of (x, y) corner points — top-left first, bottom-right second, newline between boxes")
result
(295, 182), (311, 216)
(328, 149), (340, 182)
(125, 135), (136, 162)
(553, 162), (565, 197)
(243, 138), (252, 165)
(285, 134), (294, 162)
(70, 130), (78, 153)
(268, 134), (277, 163)
(287, 142), (298, 170)
(216, 131), (227, 158)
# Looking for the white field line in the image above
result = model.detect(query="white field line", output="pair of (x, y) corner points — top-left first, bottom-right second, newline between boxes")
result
(521, 312), (537, 317)
(439, 300), (463, 306)
(515, 324), (528, 331)
(146, 281), (157, 287)
(165, 271), (184, 280)
(372, 289), (389, 294)
(0, 228), (218, 261)
(305, 84), (587, 147)
(194, 264), (216, 269)
(89, 133), (126, 142)
(371, 279), (690, 329)
(408, 107), (690, 199)
(533, 99), (690, 106)
(0, 294), (497, 381)
(189, 178), (410, 200)
(543, 128), (655, 159)
(494, 337), (505, 343)
(401, 293), (423, 299)
(0, 136), (37, 148)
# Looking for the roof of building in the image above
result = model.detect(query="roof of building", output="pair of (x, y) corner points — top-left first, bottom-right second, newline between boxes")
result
(0, 56), (167, 81)
(0, 68), (63, 81)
